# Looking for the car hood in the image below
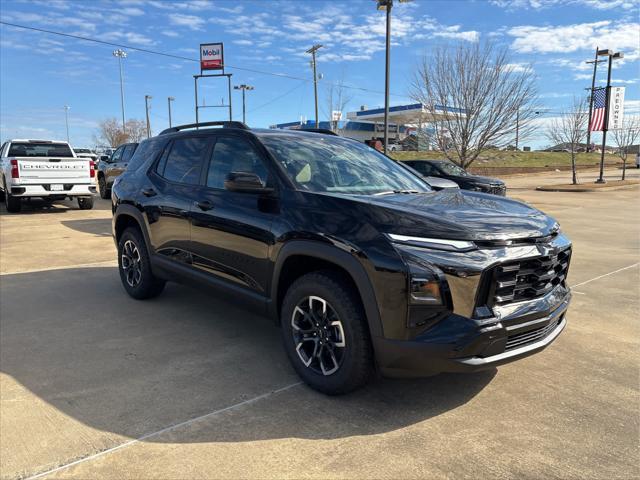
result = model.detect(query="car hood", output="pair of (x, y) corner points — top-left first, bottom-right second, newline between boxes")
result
(347, 189), (558, 241)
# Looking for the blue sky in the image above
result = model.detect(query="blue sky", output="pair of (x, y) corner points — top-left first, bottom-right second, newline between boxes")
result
(1, 0), (638, 149)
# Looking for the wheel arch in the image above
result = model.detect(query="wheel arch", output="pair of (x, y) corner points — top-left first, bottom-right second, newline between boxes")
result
(270, 241), (383, 338)
(113, 205), (153, 254)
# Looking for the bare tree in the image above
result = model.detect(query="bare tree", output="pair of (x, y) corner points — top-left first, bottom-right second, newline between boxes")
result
(611, 116), (640, 180)
(95, 118), (128, 147)
(324, 77), (353, 132)
(94, 118), (147, 147)
(125, 119), (147, 143)
(546, 96), (589, 185)
(410, 42), (538, 168)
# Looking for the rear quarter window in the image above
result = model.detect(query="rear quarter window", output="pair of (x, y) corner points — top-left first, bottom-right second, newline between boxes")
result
(127, 138), (165, 172)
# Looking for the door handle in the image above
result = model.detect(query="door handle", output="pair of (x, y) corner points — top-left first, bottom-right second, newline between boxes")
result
(142, 188), (157, 197)
(195, 200), (213, 211)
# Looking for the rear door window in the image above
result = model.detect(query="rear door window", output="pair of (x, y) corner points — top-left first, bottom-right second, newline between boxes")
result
(111, 146), (124, 163)
(157, 136), (209, 185)
(121, 144), (137, 163)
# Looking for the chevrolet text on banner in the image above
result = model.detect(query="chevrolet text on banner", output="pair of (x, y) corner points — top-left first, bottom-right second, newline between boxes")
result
(200, 43), (223, 71)
(608, 87), (625, 130)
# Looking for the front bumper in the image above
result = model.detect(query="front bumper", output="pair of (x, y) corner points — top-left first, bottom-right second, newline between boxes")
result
(10, 183), (96, 197)
(374, 288), (570, 377)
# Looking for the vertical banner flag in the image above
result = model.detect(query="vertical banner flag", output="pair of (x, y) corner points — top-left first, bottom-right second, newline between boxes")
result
(607, 87), (625, 130)
(200, 43), (224, 71)
(589, 88), (607, 132)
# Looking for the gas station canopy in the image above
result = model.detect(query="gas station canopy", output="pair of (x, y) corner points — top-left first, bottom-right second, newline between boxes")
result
(346, 103), (464, 125)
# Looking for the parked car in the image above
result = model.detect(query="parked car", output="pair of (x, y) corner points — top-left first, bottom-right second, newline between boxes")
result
(403, 159), (507, 196)
(73, 148), (98, 161)
(97, 142), (138, 199)
(112, 121), (572, 395)
(388, 141), (403, 152)
(0, 139), (96, 212)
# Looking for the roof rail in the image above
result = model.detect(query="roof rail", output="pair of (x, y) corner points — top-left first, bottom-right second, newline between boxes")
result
(159, 121), (250, 135)
(301, 128), (339, 136)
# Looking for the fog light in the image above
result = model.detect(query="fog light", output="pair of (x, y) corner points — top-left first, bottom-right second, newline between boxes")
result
(410, 276), (442, 304)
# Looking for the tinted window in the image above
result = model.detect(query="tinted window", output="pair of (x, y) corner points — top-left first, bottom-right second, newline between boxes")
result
(158, 136), (208, 185)
(436, 162), (467, 176)
(206, 136), (267, 189)
(8, 142), (74, 157)
(409, 162), (435, 175)
(127, 139), (163, 172)
(121, 144), (137, 162)
(111, 146), (124, 162)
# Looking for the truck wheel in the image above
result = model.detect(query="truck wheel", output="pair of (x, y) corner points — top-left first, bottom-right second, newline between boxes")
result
(77, 197), (94, 210)
(4, 185), (21, 213)
(280, 271), (373, 395)
(117, 227), (166, 300)
(99, 176), (110, 199)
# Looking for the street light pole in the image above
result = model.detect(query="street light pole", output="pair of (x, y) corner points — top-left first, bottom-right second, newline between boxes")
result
(306, 44), (323, 128)
(112, 49), (127, 135)
(63, 105), (70, 143)
(585, 47), (605, 152)
(234, 84), (254, 124)
(382, 0), (392, 155)
(167, 96), (175, 128)
(145, 95), (152, 139)
(596, 50), (623, 184)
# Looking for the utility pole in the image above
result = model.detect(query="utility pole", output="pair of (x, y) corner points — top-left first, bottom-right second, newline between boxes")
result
(234, 84), (254, 124)
(306, 44), (323, 128)
(145, 95), (152, 139)
(112, 49), (127, 135)
(596, 49), (623, 184)
(586, 46), (605, 152)
(167, 96), (175, 128)
(63, 105), (70, 143)
(382, 0), (392, 154)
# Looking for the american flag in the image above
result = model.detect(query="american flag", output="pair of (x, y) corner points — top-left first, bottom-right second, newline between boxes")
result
(589, 88), (607, 131)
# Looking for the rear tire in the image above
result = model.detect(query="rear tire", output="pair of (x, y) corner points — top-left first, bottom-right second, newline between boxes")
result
(280, 270), (373, 395)
(99, 176), (110, 199)
(77, 197), (94, 210)
(117, 227), (166, 300)
(4, 182), (21, 213)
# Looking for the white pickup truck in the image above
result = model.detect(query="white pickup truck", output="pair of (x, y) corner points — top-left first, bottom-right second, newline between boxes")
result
(0, 139), (96, 213)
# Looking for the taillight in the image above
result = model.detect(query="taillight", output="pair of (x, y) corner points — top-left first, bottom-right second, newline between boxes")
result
(89, 160), (95, 178)
(10, 159), (19, 178)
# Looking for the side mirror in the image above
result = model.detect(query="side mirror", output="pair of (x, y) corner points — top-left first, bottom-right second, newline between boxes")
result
(100, 156), (111, 163)
(224, 171), (273, 194)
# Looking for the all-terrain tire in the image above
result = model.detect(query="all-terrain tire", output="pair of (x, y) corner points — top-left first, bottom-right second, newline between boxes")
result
(77, 197), (94, 210)
(117, 227), (166, 300)
(99, 175), (110, 199)
(281, 270), (374, 395)
(4, 181), (21, 213)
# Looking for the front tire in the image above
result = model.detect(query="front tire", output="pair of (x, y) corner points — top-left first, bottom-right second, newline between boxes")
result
(77, 196), (94, 210)
(117, 227), (166, 299)
(281, 271), (373, 395)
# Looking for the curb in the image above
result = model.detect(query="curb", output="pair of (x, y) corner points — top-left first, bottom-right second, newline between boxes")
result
(536, 184), (639, 193)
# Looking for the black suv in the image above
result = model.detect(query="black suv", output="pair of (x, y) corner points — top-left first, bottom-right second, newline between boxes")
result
(112, 122), (571, 394)
(403, 159), (507, 196)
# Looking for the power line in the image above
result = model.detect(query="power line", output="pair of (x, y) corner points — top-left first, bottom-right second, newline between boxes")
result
(0, 21), (409, 99)
(248, 81), (308, 113)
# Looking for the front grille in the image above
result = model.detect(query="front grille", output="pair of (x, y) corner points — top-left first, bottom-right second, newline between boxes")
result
(489, 185), (506, 196)
(505, 317), (562, 351)
(492, 247), (571, 305)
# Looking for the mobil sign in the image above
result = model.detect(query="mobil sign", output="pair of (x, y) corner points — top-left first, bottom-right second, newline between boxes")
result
(200, 43), (224, 71)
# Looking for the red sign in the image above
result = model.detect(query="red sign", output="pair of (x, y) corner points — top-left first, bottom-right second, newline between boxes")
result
(200, 43), (224, 71)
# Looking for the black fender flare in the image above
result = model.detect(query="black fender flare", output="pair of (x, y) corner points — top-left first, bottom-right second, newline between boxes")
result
(270, 240), (383, 338)
(112, 204), (153, 254)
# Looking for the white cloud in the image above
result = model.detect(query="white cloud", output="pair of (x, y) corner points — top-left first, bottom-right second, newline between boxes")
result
(505, 62), (534, 73)
(169, 13), (205, 31)
(612, 78), (638, 84)
(573, 73), (592, 80)
(121, 7), (144, 16)
(508, 21), (640, 55)
(491, 0), (636, 10)
(161, 30), (179, 37)
(101, 31), (156, 46)
(233, 39), (253, 46)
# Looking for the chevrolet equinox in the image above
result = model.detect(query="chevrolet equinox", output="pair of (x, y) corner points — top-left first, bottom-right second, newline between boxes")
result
(111, 121), (572, 395)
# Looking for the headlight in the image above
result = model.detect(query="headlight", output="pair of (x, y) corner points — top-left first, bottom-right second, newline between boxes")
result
(410, 274), (442, 305)
(387, 233), (476, 252)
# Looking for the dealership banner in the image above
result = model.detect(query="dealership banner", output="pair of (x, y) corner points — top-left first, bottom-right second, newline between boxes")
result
(607, 86), (625, 130)
(200, 43), (224, 71)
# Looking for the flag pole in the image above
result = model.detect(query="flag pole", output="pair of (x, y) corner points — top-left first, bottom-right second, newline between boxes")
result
(596, 54), (613, 184)
(586, 46), (599, 152)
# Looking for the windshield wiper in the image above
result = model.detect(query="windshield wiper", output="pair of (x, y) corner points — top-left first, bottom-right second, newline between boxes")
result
(373, 189), (422, 196)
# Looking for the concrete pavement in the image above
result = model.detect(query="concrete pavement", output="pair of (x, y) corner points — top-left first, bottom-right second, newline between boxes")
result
(1, 168), (638, 479)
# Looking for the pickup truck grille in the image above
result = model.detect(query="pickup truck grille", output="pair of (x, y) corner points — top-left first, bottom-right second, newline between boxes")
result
(491, 247), (571, 305)
(505, 317), (562, 351)
(488, 185), (506, 196)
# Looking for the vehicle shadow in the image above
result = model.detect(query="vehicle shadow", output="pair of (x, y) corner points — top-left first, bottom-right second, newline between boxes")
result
(0, 196), (111, 215)
(1, 267), (495, 445)
(61, 218), (112, 237)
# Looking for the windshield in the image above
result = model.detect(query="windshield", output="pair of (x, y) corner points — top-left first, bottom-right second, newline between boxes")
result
(74, 149), (91, 154)
(8, 142), (74, 157)
(261, 134), (431, 195)
(436, 161), (467, 176)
